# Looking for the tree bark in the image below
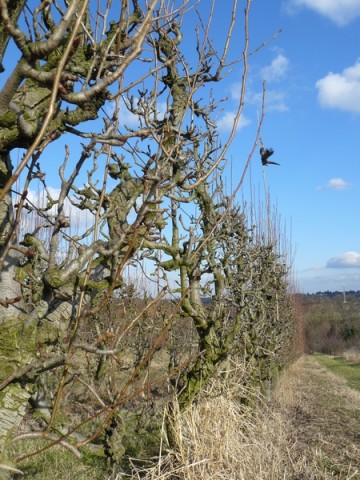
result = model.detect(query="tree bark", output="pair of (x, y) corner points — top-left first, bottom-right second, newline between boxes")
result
(0, 151), (33, 467)
(0, 153), (22, 321)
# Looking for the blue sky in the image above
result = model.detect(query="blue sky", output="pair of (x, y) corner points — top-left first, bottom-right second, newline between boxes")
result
(210, 0), (360, 293)
(3, 0), (360, 293)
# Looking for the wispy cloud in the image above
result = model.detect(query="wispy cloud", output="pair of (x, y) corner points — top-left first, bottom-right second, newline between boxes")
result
(248, 89), (289, 112)
(260, 54), (289, 82)
(317, 178), (352, 191)
(230, 54), (289, 112)
(297, 268), (360, 292)
(327, 252), (360, 268)
(316, 59), (360, 113)
(230, 82), (242, 101)
(287, 0), (360, 26)
(217, 111), (251, 132)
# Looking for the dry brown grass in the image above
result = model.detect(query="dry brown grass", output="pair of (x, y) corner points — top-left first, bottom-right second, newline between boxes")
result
(343, 347), (360, 364)
(123, 356), (360, 480)
(274, 355), (360, 479)
(124, 363), (295, 480)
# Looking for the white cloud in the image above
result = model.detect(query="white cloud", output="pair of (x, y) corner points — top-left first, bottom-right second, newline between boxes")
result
(249, 90), (288, 112)
(217, 112), (251, 131)
(288, 0), (360, 26)
(232, 54), (289, 113)
(260, 54), (289, 82)
(316, 60), (360, 112)
(327, 252), (360, 268)
(327, 178), (352, 190)
(316, 178), (352, 190)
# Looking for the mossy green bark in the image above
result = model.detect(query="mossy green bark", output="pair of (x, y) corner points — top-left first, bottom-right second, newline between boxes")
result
(0, 383), (31, 443)
(0, 317), (37, 463)
(0, 317), (37, 382)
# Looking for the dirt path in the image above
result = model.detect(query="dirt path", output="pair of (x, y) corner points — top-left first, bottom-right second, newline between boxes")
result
(276, 355), (360, 479)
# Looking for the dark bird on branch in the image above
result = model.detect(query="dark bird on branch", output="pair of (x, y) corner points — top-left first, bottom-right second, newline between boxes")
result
(260, 147), (280, 166)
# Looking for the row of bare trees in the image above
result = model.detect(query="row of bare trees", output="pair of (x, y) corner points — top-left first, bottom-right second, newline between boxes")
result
(0, 0), (295, 474)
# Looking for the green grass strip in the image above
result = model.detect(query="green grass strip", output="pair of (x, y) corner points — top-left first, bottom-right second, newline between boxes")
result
(313, 354), (360, 392)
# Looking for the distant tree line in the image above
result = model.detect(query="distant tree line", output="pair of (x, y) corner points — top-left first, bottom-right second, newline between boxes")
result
(300, 293), (360, 355)
(302, 290), (360, 298)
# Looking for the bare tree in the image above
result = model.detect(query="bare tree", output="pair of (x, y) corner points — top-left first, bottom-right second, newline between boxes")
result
(0, 0), (294, 473)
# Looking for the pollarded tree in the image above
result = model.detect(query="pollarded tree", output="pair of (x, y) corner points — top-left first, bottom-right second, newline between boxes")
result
(0, 0), (250, 468)
(0, 0), (293, 473)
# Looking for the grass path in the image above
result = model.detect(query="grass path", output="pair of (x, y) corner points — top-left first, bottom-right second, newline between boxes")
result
(276, 354), (360, 479)
(314, 354), (360, 392)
